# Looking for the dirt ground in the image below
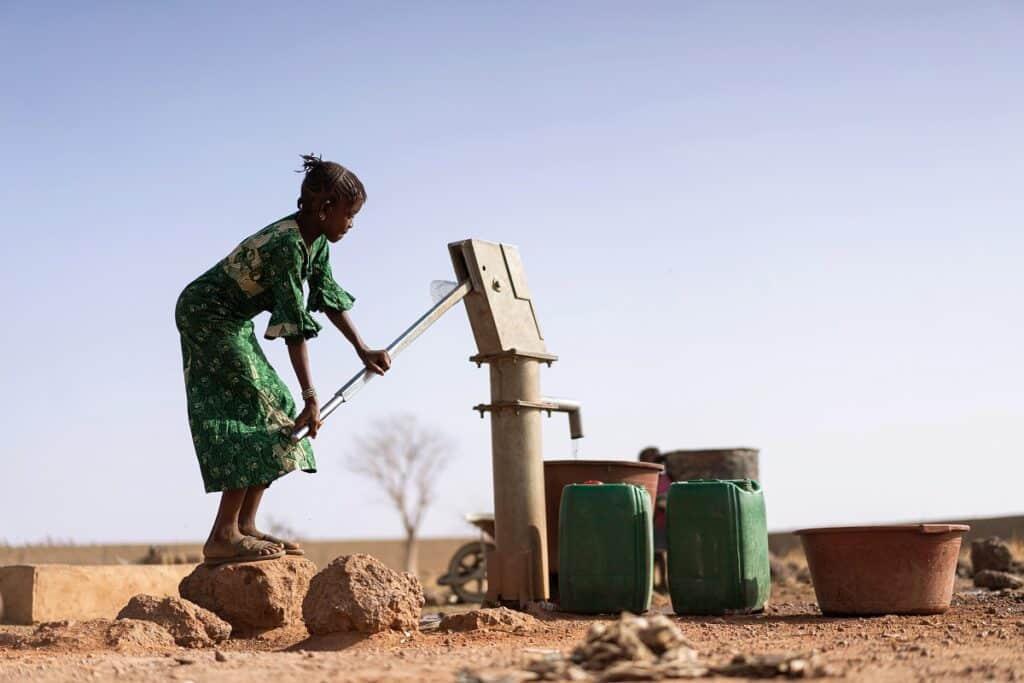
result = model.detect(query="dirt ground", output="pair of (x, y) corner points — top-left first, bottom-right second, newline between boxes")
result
(2, 579), (1022, 682)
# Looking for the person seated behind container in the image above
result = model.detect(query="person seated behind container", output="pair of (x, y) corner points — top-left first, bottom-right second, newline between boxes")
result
(639, 446), (670, 591)
(638, 447), (670, 551)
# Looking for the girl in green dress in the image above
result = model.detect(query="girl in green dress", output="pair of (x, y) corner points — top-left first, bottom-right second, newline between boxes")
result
(176, 155), (391, 565)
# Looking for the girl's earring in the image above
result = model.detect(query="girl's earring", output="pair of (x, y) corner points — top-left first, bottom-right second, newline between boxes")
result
(319, 211), (327, 222)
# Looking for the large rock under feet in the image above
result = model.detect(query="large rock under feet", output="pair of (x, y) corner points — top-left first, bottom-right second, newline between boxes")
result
(179, 556), (316, 631)
(302, 554), (424, 635)
(117, 594), (231, 647)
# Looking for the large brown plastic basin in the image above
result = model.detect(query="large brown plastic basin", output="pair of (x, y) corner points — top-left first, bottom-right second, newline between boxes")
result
(543, 460), (663, 574)
(796, 524), (970, 616)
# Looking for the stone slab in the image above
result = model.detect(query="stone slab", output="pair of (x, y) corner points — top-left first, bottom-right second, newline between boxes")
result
(0, 564), (195, 625)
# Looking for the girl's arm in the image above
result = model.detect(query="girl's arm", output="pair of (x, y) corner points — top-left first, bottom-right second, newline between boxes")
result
(286, 337), (322, 437)
(324, 308), (392, 375)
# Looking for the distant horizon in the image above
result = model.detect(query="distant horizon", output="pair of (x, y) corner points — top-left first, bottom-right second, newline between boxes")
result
(5, 509), (1022, 548)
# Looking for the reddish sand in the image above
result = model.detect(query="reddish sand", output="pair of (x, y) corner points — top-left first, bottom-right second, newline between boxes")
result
(2, 580), (1023, 682)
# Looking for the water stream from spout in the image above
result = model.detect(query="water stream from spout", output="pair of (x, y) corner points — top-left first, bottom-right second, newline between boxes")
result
(571, 438), (583, 460)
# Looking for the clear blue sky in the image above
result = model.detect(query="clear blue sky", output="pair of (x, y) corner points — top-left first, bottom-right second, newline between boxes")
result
(2, 2), (1021, 544)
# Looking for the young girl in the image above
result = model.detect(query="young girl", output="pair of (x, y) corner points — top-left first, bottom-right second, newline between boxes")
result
(175, 155), (390, 565)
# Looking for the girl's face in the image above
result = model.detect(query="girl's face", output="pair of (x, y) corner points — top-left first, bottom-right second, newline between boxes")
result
(322, 197), (363, 243)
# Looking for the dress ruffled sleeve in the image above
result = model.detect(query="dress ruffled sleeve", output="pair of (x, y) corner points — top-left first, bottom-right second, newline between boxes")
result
(307, 241), (356, 313)
(264, 241), (323, 341)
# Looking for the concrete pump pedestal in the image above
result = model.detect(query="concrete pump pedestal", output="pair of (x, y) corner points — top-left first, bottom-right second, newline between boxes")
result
(472, 352), (555, 606)
(450, 238), (557, 607)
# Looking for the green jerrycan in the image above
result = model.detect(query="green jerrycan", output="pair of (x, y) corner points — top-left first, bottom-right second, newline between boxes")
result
(667, 479), (770, 615)
(558, 482), (653, 614)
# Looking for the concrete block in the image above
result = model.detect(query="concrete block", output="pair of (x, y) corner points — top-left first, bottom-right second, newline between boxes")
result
(0, 564), (195, 625)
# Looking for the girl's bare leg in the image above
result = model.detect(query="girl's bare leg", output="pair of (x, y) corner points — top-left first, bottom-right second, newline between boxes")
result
(238, 485), (267, 536)
(204, 488), (280, 558)
(238, 485), (302, 551)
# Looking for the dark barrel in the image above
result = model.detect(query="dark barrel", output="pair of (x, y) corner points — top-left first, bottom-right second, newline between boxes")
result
(663, 448), (759, 482)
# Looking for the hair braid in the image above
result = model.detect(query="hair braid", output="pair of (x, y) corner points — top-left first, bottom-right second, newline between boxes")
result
(297, 153), (366, 210)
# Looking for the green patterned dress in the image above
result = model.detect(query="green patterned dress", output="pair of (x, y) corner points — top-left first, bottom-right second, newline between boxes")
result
(175, 214), (354, 493)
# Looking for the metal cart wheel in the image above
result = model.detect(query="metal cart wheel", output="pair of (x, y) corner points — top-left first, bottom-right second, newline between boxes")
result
(441, 540), (495, 603)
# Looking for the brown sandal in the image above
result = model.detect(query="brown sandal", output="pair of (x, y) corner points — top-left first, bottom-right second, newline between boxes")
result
(203, 536), (285, 566)
(250, 532), (305, 556)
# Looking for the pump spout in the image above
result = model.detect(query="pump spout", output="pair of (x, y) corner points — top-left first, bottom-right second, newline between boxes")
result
(541, 398), (584, 440)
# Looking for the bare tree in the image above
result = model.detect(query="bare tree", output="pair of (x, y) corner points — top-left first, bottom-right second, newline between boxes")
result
(347, 415), (451, 576)
(265, 516), (304, 544)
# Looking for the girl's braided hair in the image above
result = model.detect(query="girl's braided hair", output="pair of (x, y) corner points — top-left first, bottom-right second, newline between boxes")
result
(297, 154), (366, 210)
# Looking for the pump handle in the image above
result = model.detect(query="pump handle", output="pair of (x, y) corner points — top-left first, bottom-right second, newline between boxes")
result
(291, 280), (472, 441)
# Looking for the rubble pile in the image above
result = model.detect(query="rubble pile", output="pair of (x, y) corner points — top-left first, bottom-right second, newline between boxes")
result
(459, 612), (832, 682)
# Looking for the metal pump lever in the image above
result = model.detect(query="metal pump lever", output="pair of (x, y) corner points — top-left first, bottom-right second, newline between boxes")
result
(291, 280), (472, 441)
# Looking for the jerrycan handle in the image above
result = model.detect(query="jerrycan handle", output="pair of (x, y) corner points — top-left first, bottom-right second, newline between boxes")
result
(723, 479), (759, 493)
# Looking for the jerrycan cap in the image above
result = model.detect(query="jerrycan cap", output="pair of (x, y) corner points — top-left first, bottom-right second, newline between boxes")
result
(583, 480), (604, 485)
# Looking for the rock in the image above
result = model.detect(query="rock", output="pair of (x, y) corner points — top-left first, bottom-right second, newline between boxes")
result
(179, 556), (316, 631)
(0, 631), (24, 648)
(713, 652), (832, 678)
(31, 620), (112, 650)
(106, 619), (177, 651)
(423, 587), (456, 607)
(649, 590), (672, 610)
(459, 667), (545, 683)
(974, 570), (1024, 590)
(117, 594), (231, 647)
(522, 654), (589, 682)
(971, 537), (1014, 573)
(439, 607), (541, 633)
(302, 554), (424, 635)
(769, 554), (794, 583)
(957, 559), (973, 578)
(7, 619), (176, 653)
